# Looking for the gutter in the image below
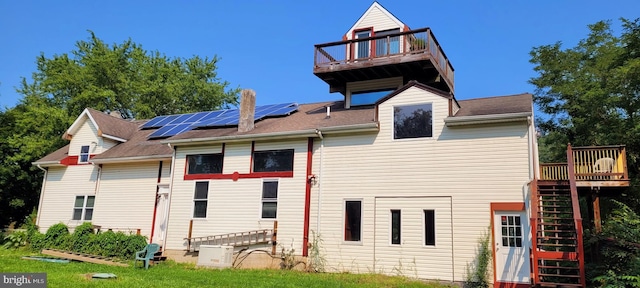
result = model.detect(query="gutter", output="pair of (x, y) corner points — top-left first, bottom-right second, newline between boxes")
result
(31, 161), (63, 167)
(90, 154), (172, 164)
(444, 112), (532, 127)
(161, 122), (379, 145)
(101, 134), (128, 143)
(35, 165), (48, 227)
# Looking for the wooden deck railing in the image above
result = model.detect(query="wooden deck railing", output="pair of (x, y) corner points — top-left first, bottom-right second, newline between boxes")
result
(314, 27), (454, 88)
(539, 145), (628, 182)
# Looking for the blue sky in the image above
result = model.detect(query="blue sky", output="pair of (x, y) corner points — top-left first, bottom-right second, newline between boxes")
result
(1, 1), (639, 115)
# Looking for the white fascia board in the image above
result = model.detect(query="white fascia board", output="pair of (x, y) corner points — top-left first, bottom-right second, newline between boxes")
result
(90, 154), (172, 164)
(101, 134), (127, 143)
(444, 112), (532, 127)
(346, 2), (404, 35)
(162, 123), (380, 146)
(64, 108), (97, 138)
(31, 161), (63, 167)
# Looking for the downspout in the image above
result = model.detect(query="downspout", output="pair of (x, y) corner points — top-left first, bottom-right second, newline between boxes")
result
(35, 165), (48, 227)
(162, 143), (177, 250)
(90, 163), (102, 196)
(315, 130), (324, 234)
(302, 137), (313, 257)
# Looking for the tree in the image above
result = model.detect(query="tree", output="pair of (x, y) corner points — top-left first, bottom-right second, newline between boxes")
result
(0, 31), (239, 229)
(530, 18), (640, 285)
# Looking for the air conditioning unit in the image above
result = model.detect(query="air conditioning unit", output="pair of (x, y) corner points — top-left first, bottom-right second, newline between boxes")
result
(197, 245), (234, 268)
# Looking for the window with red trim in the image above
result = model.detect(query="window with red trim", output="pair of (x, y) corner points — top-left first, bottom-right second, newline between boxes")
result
(252, 149), (294, 172)
(186, 154), (223, 174)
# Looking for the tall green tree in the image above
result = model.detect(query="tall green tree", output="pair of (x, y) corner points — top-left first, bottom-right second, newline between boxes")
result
(0, 31), (239, 228)
(530, 18), (640, 285)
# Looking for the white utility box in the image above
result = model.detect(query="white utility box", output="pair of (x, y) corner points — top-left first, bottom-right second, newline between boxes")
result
(197, 245), (234, 268)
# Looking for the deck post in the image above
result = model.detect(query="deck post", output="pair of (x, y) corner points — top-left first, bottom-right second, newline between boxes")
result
(187, 219), (193, 251)
(271, 221), (278, 255)
(593, 189), (602, 233)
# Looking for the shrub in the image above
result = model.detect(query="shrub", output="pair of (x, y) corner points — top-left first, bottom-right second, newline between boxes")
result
(70, 222), (94, 252)
(464, 227), (492, 288)
(2, 231), (27, 249)
(44, 223), (70, 249)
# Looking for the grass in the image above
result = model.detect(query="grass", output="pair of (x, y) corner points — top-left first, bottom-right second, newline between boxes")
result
(0, 248), (453, 288)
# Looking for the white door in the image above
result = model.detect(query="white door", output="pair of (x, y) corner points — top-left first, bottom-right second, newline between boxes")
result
(493, 211), (530, 284)
(153, 185), (170, 243)
(374, 197), (453, 280)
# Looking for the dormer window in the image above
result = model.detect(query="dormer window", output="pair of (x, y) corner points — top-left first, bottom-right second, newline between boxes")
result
(394, 103), (433, 139)
(79, 145), (90, 163)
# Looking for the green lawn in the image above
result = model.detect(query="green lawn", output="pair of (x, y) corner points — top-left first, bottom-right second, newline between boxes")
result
(0, 248), (453, 288)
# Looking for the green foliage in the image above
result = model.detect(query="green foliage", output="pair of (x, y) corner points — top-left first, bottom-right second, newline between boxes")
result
(44, 223), (70, 249)
(2, 231), (27, 249)
(307, 230), (327, 273)
(279, 244), (305, 270)
(585, 200), (640, 287)
(0, 31), (240, 230)
(69, 222), (94, 252)
(464, 227), (492, 288)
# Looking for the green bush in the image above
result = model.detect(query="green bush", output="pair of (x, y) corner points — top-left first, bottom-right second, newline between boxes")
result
(70, 222), (94, 252)
(44, 223), (70, 249)
(2, 231), (27, 249)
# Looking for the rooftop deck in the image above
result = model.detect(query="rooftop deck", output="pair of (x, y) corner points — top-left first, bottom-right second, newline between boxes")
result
(540, 145), (629, 187)
(313, 28), (454, 94)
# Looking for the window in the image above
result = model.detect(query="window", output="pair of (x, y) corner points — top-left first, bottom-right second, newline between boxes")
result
(391, 210), (401, 245)
(344, 200), (362, 242)
(375, 28), (400, 56)
(79, 145), (90, 163)
(187, 154), (223, 174)
(394, 103), (433, 139)
(261, 181), (278, 219)
(500, 215), (523, 247)
(424, 209), (435, 246)
(355, 30), (371, 59)
(72, 195), (95, 220)
(193, 182), (209, 218)
(253, 149), (294, 172)
(351, 89), (394, 106)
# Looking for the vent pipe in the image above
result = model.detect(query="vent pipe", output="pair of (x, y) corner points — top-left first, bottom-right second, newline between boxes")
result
(238, 89), (256, 133)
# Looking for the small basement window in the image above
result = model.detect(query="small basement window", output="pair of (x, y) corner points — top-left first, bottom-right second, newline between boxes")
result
(394, 103), (433, 139)
(391, 210), (401, 245)
(187, 154), (223, 174)
(193, 182), (209, 218)
(79, 145), (90, 163)
(344, 200), (362, 242)
(253, 149), (294, 172)
(261, 180), (278, 219)
(424, 209), (436, 246)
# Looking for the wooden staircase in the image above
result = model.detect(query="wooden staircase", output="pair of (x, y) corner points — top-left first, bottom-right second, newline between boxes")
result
(531, 147), (586, 287)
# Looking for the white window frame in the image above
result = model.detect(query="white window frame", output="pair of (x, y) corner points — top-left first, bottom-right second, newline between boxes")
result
(343, 198), (363, 244)
(192, 181), (209, 219)
(389, 209), (402, 246)
(423, 209), (436, 247)
(78, 145), (90, 163)
(72, 195), (95, 221)
(392, 102), (434, 141)
(260, 179), (279, 219)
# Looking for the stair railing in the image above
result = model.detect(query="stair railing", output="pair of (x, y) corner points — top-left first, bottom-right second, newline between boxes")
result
(566, 144), (587, 285)
(529, 178), (540, 284)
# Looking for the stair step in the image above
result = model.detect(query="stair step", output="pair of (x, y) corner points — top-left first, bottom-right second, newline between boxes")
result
(539, 229), (575, 233)
(539, 273), (581, 278)
(537, 236), (577, 240)
(539, 205), (572, 209)
(538, 243), (577, 247)
(538, 282), (583, 287)
(539, 265), (579, 270)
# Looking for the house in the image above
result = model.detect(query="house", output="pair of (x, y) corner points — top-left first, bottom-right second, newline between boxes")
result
(33, 2), (629, 287)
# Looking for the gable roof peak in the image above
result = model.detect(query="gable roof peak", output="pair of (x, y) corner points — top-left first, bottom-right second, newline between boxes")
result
(346, 2), (405, 35)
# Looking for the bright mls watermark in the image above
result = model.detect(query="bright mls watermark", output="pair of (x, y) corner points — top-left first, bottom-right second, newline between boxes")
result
(0, 273), (46, 288)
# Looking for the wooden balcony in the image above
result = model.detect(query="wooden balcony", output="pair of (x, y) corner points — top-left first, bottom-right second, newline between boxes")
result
(540, 145), (629, 187)
(313, 28), (454, 94)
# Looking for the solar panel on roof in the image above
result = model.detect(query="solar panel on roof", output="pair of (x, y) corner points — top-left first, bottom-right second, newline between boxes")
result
(141, 116), (168, 129)
(145, 102), (299, 139)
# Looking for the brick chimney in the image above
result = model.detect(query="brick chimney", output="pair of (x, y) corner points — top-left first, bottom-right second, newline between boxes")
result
(238, 89), (256, 132)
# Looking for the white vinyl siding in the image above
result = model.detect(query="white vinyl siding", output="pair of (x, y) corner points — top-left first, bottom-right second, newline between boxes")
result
(348, 4), (403, 40)
(309, 86), (532, 281)
(37, 165), (99, 231)
(91, 162), (159, 238)
(165, 140), (309, 253)
(69, 119), (100, 157)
